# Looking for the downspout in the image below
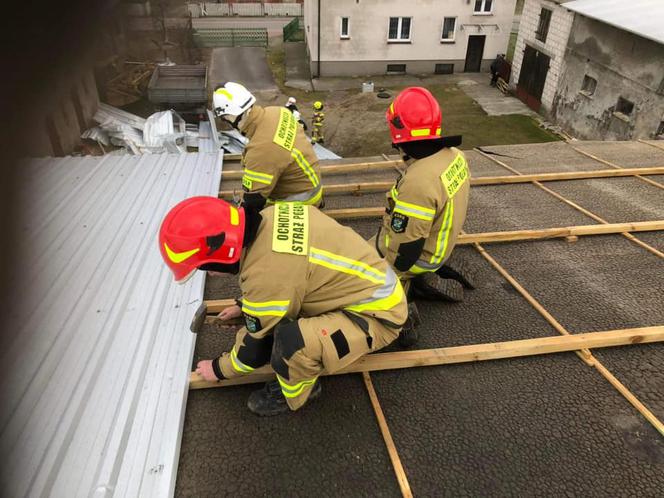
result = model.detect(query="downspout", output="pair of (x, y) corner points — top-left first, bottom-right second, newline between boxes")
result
(317, 0), (321, 78)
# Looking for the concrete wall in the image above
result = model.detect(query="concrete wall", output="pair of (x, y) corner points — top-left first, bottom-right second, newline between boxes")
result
(510, 0), (573, 112)
(551, 16), (664, 140)
(304, 0), (516, 77)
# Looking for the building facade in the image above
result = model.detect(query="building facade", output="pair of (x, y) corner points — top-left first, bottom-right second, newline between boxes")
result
(304, 0), (517, 77)
(550, 10), (664, 140)
(511, 0), (664, 140)
(510, 0), (573, 113)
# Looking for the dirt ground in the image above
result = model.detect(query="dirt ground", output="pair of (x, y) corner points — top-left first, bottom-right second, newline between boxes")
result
(257, 42), (559, 157)
(250, 81), (559, 158)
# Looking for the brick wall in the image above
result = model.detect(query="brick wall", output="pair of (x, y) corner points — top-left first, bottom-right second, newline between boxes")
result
(511, 0), (573, 112)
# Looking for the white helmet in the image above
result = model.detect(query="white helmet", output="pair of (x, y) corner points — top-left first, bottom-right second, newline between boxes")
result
(287, 97), (297, 105)
(213, 82), (256, 117)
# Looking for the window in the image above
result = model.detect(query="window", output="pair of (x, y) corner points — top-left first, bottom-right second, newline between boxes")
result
(340, 17), (350, 38)
(657, 121), (664, 137)
(613, 97), (635, 121)
(386, 64), (407, 74)
(580, 75), (597, 96)
(435, 63), (454, 74)
(388, 17), (411, 41)
(616, 97), (634, 115)
(535, 8), (552, 43)
(441, 17), (457, 42)
(474, 0), (493, 14)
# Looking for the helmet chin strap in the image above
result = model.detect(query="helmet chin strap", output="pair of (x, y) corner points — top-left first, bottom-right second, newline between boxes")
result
(222, 106), (253, 134)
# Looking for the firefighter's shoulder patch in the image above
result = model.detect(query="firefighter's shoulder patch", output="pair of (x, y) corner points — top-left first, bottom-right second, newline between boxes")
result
(244, 313), (262, 333)
(391, 212), (409, 233)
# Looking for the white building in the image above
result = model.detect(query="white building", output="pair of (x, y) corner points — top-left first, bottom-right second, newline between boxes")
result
(510, 0), (573, 112)
(511, 0), (664, 140)
(303, 0), (517, 77)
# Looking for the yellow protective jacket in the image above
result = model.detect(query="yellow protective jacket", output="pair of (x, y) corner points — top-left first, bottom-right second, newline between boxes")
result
(239, 105), (323, 206)
(376, 147), (470, 278)
(217, 204), (407, 379)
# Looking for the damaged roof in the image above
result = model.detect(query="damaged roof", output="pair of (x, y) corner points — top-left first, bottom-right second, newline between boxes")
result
(564, 0), (664, 45)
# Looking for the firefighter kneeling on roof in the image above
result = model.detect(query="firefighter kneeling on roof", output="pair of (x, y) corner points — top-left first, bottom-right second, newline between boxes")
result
(159, 198), (408, 416)
(213, 82), (323, 210)
(373, 87), (476, 347)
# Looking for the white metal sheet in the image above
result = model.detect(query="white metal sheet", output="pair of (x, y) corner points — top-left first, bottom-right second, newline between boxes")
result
(563, 0), (664, 45)
(0, 152), (223, 497)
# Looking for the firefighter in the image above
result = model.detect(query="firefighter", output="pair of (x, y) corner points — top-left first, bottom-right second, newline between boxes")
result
(311, 101), (325, 144)
(285, 96), (307, 131)
(213, 82), (322, 210)
(159, 197), (408, 416)
(373, 87), (474, 346)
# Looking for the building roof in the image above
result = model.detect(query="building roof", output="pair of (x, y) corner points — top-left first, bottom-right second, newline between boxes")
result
(564, 0), (664, 45)
(0, 152), (223, 497)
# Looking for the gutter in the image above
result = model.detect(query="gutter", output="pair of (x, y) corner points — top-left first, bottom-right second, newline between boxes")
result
(317, 0), (321, 78)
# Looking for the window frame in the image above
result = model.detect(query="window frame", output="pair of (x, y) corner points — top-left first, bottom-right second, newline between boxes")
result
(613, 96), (635, 122)
(340, 16), (350, 39)
(579, 75), (597, 97)
(386, 63), (407, 75)
(535, 8), (552, 43)
(473, 0), (493, 15)
(388, 16), (412, 43)
(441, 17), (457, 43)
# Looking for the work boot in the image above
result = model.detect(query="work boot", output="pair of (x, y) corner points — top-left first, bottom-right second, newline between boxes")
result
(436, 257), (477, 289)
(247, 379), (322, 416)
(398, 302), (421, 348)
(412, 273), (464, 302)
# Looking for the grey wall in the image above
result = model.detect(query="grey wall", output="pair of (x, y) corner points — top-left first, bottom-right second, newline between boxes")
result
(551, 15), (664, 140)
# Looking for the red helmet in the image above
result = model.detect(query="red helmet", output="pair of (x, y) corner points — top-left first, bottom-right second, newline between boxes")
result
(386, 87), (442, 144)
(158, 197), (245, 283)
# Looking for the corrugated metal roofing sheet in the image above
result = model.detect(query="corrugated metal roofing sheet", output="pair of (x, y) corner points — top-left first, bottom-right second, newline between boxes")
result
(0, 152), (223, 497)
(563, 0), (664, 45)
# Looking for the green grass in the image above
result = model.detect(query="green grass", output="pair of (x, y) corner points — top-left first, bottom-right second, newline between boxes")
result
(343, 84), (559, 155)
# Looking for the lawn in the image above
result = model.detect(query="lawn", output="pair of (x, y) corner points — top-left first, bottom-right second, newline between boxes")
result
(263, 49), (559, 157)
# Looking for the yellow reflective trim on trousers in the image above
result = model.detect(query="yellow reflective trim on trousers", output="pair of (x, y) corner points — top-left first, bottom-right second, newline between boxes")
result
(390, 186), (399, 199)
(241, 298), (290, 317)
(303, 185), (323, 205)
(431, 199), (454, 265)
(408, 263), (431, 275)
(345, 279), (404, 313)
(277, 375), (318, 398)
(309, 247), (386, 285)
(230, 346), (254, 374)
(291, 147), (320, 188)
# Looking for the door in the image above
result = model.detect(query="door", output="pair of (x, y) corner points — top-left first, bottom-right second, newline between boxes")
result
(464, 35), (486, 72)
(516, 45), (550, 111)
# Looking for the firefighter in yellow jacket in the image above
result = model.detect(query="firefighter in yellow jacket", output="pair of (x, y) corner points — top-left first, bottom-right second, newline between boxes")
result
(311, 101), (325, 144)
(213, 82), (323, 209)
(159, 197), (407, 416)
(374, 87), (474, 346)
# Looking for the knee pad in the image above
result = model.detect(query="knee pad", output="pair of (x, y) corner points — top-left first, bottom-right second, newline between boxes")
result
(271, 320), (305, 379)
